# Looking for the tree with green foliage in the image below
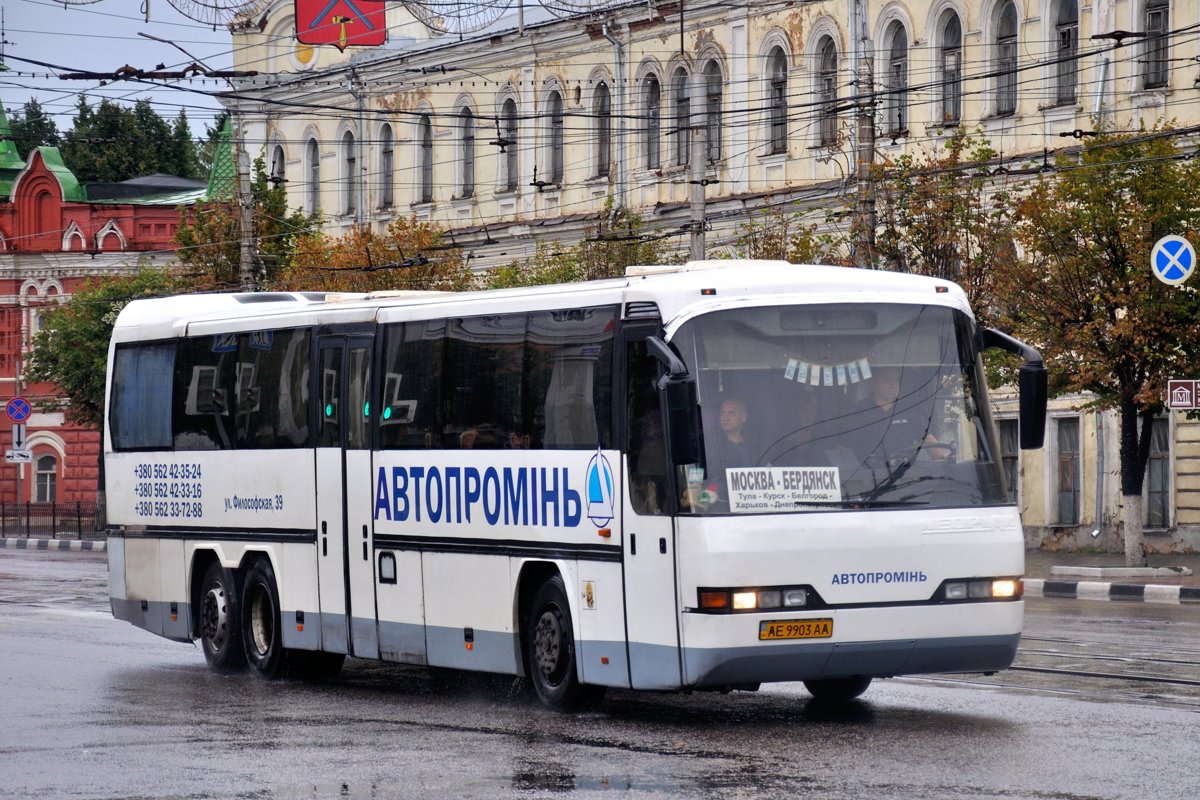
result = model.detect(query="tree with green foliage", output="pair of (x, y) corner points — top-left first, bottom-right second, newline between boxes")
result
(717, 207), (849, 264)
(997, 126), (1200, 565)
(486, 206), (678, 288)
(60, 97), (201, 182)
(174, 155), (316, 291)
(873, 130), (1016, 321)
(8, 99), (60, 158)
(197, 112), (230, 179)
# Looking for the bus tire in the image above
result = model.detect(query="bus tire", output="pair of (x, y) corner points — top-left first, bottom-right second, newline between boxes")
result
(525, 575), (602, 712)
(198, 561), (246, 673)
(242, 558), (286, 680)
(803, 676), (872, 701)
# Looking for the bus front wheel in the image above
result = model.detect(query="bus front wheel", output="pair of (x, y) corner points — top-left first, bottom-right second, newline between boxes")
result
(803, 676), (872, 701)
(525, 575), (602, 712)
(242, 558), (286, 680)
(199, 561), (246, 673)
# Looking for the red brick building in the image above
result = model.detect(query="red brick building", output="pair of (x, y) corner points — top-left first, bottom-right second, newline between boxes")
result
(0, 104), (207, 504)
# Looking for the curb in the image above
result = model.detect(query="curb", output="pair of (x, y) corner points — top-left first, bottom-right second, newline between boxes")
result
(1, 537), (107, 552)
(1025, 578), (1200, 604)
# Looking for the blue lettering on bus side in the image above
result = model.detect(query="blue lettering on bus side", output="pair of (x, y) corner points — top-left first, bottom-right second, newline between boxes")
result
(831, 571), (927, 585)
(373, 464), (588, 529)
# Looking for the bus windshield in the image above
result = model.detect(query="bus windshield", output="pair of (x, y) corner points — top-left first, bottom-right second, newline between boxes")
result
(671, 302), (1008, 513)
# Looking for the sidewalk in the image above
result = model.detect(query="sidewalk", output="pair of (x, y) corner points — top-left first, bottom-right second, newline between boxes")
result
(1024, 549), (1200, 604)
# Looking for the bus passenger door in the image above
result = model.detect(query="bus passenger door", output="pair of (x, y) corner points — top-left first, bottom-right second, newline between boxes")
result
(315, 335), (379, 659)
(620, 335), (683, 689)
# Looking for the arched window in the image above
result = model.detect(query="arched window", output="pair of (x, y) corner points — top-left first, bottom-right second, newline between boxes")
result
(502, 98), (519, 192)
(818, 37), (839, 146)
(672, 67), (690, 167)
(643, 75), (661, 168)
(306, 137), (320, 214)
(594, 82), (611, 178)
(996, 1), (1018, 115)
(459, 107), (475, 198)
(1055, 1), (1079, 104)
(418, 114), (433, 204)
(1144, 0), (1169, 89)
(886, 23), (908, 135)
(546, 90), (564, 184)
(767, 47), (788, 155)
(940, 13), (963, 123)
(269, 144), (285, 186)
(704, 61), (722, 164)
(35, 454), (56, 503)
(380, 124), (394, 208)
(342, 130), (356, 216)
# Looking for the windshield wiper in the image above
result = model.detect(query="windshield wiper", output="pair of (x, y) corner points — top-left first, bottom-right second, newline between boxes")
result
(793, 499), (929, 508)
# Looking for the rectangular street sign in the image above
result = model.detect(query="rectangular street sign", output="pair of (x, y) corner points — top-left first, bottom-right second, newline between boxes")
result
(12, 424), (24, 449)
(5, 449), (32, 464)
(1168, 379), (1200, 409)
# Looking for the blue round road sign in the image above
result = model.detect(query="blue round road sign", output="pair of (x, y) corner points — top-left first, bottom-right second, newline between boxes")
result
(1151, 235), (1196, 286)
(5, 397), (31, 422)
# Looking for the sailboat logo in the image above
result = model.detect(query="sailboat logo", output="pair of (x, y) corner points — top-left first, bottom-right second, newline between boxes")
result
(585, 448), (615, 527)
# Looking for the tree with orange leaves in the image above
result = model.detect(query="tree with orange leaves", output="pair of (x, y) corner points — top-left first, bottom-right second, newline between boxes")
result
(276, 216), (474, 293)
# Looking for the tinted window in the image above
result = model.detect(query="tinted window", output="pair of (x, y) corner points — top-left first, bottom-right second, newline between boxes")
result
(233, 329), (310, 448)
(111, 343), (174, 450)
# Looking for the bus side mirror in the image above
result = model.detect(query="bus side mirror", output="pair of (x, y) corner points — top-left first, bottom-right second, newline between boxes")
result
(982, 328), (1048, 450)
(646, 335), (701, 465)
(1018, 363), (1047, 449)
(663, 379), (701, 465)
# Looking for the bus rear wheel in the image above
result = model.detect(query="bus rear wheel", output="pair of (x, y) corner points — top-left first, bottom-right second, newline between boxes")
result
(242, 558), (286, 680)
(803, 676), (872, 701)
(199, 561), (245, 673)
(525, 575), (603, 712)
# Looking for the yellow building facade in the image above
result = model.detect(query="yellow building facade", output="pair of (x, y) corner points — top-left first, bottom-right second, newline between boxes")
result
(227, 0), (1200, 551)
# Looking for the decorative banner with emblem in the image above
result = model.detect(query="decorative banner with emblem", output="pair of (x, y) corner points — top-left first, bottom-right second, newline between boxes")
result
(295, 0), (387, 50)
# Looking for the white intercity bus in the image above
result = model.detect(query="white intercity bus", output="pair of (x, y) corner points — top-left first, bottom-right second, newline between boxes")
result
(105, 261), (1047, 710)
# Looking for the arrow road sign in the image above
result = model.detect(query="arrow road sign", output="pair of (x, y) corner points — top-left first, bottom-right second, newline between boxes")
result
(12, 424), (24, 449)
(1152, 235), (1196, 286)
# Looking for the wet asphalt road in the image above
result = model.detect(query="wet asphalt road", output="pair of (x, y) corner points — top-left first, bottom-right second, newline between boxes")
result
(2, 549), (1199, 800)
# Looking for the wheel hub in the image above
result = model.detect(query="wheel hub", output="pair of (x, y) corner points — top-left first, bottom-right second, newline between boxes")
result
(534, 609), (563, 678)
(201, 585), (228, 649)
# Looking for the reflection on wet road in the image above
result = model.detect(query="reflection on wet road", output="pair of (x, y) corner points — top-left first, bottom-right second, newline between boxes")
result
(3, 551), (1198, 799)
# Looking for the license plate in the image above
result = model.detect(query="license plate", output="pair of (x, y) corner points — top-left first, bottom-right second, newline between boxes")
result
(758, 618), (833, 641)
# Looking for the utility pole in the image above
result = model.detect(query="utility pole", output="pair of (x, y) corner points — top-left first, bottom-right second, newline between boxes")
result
(689, 68), (707, 262)
(850, 0), (877, 269)
(236, 117), (256, 291)
(853, 54), (877, 268)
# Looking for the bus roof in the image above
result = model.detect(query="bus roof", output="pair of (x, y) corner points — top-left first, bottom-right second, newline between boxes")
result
(109, 262), (972, 343)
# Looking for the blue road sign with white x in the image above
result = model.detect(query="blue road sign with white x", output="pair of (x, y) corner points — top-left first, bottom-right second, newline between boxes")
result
(1151, 235), (1196, 286)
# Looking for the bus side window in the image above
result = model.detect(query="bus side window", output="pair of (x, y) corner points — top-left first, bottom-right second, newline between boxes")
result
(528, 307), (615, 450)
(627, 340), (666, 515)
(234, 329), (311, 449)
(379, 321), (445, 450)
(110, 343), (174, 450)
(173, 335), (236, 450)
(444, 314), (525, 449)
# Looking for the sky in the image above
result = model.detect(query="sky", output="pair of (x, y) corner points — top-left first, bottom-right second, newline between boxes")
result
(1, 0), (237, 138)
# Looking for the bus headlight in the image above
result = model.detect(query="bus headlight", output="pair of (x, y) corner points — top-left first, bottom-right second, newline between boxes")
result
(941, 578), (1023, 602)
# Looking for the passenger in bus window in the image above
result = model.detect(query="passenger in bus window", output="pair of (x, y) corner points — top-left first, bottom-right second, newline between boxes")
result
(860, 366), (945, 467)
(459, 428), (479, 449)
